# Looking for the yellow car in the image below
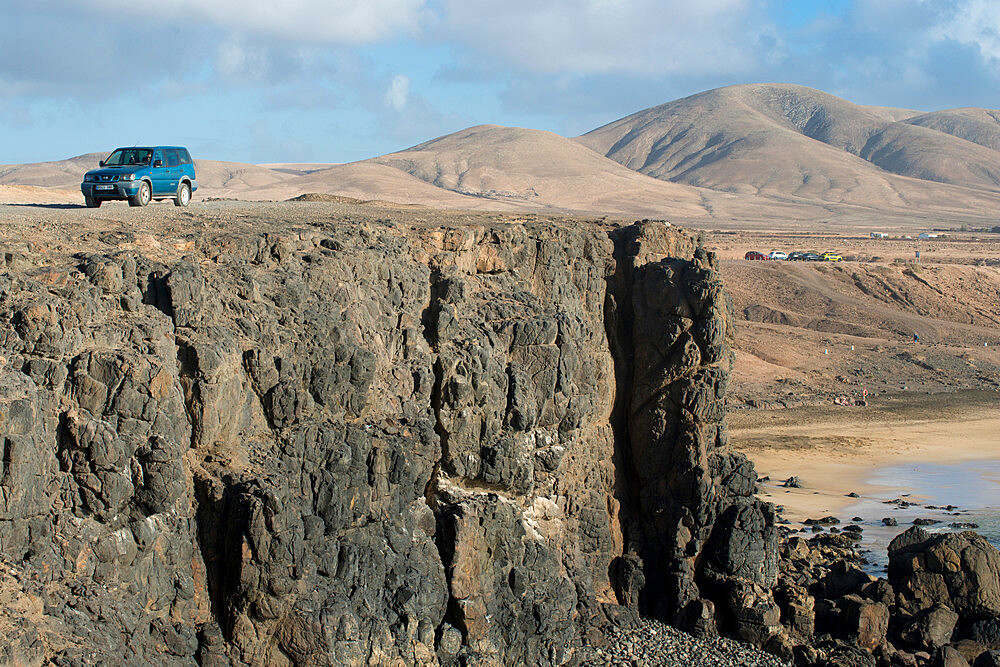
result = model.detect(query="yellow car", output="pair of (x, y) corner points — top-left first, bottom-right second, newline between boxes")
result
(822, 252), (843, 262)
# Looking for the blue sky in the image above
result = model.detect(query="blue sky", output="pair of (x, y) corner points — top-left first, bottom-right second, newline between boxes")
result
(2, 0), (999, 164)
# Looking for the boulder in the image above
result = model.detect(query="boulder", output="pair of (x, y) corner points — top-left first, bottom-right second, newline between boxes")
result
(952, 639), (989, 664)
(889, 528), (1000, 619)
(840, 594), (890, 650)
(775, 581), (815, 640)
(935, 646), (972, 667)
(900, 604), (960, 651)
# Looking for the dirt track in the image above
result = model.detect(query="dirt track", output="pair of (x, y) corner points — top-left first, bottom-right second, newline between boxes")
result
(709, 233), (1000, 409)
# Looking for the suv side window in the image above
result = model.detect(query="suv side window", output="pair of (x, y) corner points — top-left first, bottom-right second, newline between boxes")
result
(179, 149), (192, 165)
(165, 149), (180, 167)
(152, 149), (164, 167)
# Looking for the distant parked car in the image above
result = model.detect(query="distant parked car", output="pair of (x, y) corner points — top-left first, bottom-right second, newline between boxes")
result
(744, 251), (769, 260)
(81, 146), (197, 208)
(802, 252), (821, 261)
(822, 252), (843, 262)
(768, 251), (788, 260)
(788, 251), (807, 261)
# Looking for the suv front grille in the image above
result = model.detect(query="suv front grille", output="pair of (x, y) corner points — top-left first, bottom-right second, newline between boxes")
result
(100, 175), (119, 182)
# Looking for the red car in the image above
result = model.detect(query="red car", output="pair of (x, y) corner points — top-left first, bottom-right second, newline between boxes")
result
(744, 251), (770, 260)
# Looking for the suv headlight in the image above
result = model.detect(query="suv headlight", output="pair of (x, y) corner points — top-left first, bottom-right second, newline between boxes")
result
(84, 174), (95, 182)
(121, 173), (135, 181)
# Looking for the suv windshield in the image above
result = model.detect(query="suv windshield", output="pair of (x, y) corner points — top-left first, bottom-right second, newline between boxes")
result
(104, 148), (152, 166)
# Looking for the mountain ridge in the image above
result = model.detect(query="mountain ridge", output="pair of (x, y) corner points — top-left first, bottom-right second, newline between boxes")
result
(3, 83), (1000, 225)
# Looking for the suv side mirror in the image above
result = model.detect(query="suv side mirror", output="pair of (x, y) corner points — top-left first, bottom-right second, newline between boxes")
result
(153, 159), (163, 168)
(99, 160), (105, 167)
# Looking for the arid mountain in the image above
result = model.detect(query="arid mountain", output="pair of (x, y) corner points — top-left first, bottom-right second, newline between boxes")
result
(191, 160), (299, 193)
(903, 108), (1000, 152)
(248, 161), (512, 209)
(577, 83), (1000, 202)
(0, 129), (713, 218)
(0, 153), (103, 189)
(368, 124), (709, 217)
(4, 84), (1000, 226)
(0, 154), (298, 194)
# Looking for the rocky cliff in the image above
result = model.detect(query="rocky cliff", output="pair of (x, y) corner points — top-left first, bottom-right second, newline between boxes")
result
(0, 205), (775, 666)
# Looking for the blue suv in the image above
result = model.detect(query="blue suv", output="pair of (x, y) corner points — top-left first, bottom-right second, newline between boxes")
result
(81, 146), (198, 208)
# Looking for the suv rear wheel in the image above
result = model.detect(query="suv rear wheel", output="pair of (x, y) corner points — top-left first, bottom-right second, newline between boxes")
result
(84, 196), (101, 208)
(174, 182), (191, 207)
(129, 181), (151, 207)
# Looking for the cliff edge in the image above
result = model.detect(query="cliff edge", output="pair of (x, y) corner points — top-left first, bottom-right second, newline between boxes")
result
(0, 204), (775, 665)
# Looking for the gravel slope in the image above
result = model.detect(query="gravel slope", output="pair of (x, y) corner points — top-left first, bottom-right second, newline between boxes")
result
(581, 618), (788, 667)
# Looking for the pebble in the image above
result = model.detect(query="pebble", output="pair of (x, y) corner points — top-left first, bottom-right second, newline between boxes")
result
(579, 618), (788, 667)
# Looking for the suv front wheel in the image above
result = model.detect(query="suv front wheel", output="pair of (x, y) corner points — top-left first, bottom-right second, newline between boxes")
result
(174, 182), (191, 207)
(129, 181), (151, 207)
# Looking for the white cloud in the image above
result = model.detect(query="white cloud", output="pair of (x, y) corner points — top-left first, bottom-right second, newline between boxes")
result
(934, 0), (1000, 62)
(385, 74), (411, 111)
(216, 37), (270, 81)
(434, 0), (762, 76)
(80, 0), (426, 44)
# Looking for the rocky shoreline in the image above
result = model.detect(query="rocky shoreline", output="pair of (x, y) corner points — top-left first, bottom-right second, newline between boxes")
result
(586, 522), (1000, 667)
(0, 202), (997, 666)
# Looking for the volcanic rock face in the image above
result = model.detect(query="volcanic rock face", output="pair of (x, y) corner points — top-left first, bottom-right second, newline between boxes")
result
(0, 214), (772, 665)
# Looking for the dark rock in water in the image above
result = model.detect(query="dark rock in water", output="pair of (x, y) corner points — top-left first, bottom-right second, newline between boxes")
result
(805, 515), (840, 526)
(841, 526), (863, 542)
(783, 476), (803, 488)
(852, 516), (864, 522)
(883, 517), (899, 526)
(847, 492), (860, 498)
(914, 517), (941, 526)
(951, 522), (981, 529)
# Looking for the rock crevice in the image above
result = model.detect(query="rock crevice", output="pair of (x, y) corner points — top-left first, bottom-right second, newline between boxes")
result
(0, 218), (777, 665)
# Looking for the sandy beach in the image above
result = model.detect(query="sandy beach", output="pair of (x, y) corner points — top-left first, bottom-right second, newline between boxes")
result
(729, 390), (1000, 521)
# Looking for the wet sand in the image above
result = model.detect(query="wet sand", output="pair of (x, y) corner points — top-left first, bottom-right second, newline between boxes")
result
(729, 390), (1000, 522)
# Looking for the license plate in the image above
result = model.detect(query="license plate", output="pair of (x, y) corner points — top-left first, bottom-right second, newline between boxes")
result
(96, 184), (114, 190)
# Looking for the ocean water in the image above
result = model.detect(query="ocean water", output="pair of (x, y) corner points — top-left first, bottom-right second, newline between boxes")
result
(842, 459), (1000, 574)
